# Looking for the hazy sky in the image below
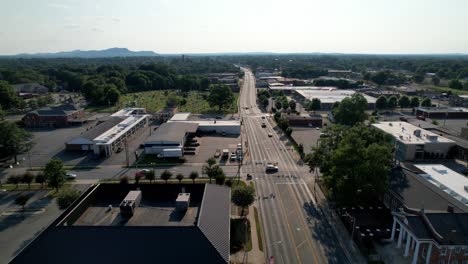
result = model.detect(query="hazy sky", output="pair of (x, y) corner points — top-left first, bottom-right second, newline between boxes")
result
(1, 0), (467, 55)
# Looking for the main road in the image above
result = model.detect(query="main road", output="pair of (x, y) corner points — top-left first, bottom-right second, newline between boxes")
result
(239, 68), (359, 264)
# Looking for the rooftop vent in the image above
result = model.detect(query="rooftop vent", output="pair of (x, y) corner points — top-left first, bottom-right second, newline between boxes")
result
(414, 129), (422, 137)
(176, 193), (191, 211)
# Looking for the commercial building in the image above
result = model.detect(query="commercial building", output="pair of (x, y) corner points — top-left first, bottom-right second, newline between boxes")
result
(14, 83), (49, 95)
(383, 165), (468, 263)
(11, 183), (231, 264)
(207, 73), (240, 92)
(168, 112), (241, 135)
(66, 108), (150, 157)
(22, 103), (84, 128)
(283, 113), (323, 127)
(415, 107), (468, 119)
(143, 122), (198, 156)
(372, 122), (456, 161)
(268, 86), (376, 110)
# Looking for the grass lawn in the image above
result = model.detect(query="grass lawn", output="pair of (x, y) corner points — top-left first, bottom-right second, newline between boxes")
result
(253, 207), (264, 251)
(230, 218), (252, 253)
(85, 90), (239, 114)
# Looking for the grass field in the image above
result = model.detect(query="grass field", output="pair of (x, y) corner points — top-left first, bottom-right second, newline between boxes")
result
(86, 90), (239, 114)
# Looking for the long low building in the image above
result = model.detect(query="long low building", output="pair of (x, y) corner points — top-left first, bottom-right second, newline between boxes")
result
(372, 122), (456, 161)
(66, 108), (150, 157)
(415, 107), (468, 119)
(168, 112), (241, 134)
(268, 86), (376, 110)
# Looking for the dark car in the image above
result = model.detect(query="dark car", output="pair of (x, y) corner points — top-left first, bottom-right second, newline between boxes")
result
(246, 174), (252, 180)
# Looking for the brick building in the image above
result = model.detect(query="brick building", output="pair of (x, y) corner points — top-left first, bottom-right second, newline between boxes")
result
(22, 104), (84, 128)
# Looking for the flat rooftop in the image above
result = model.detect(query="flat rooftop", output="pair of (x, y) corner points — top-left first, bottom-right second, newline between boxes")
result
(111, 108), (146, 117)
(94, 114), (148, 144)
(170, 112), (191, 121)
(295, 88), (377, 104)
(372, 122), (455, 144)
(415, 164), (468, 206)
(74, 200), (199, 227)
(416, 106), (468, 113)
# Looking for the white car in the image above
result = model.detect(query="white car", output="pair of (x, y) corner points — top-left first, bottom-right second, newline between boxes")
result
(66, 172), (77, 179)
(230, 155), (237, 161)
(265, 164), (279, 172)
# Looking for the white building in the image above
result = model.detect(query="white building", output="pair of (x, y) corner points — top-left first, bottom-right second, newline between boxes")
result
(143, 122), (198, 156)
(372, 122), (456, 161)
(168, 112), (241, 135)
(66, 108), (150, 157)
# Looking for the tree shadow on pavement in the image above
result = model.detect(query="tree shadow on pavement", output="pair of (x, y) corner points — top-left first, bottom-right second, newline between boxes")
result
(303, 201), (350, 264)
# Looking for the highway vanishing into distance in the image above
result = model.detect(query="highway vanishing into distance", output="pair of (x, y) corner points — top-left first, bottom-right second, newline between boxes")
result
(239, 68), (356, 264)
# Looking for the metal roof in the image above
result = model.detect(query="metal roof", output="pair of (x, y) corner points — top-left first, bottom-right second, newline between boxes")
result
(145, 122), (199, 144)
(198, 184), (231, 264)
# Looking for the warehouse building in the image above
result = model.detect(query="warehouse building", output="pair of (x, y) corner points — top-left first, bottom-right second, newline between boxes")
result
(415, 107), (468, 119)
(66, 108), (150, 157)
(143, 122), (198, 156)
(372, 122), (456, 161)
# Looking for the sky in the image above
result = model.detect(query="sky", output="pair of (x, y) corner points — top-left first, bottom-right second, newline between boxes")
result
(1, 0), (468, 55)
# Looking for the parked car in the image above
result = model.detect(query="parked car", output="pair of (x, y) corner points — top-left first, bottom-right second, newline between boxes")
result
(230, 155), (237, 161)
(66, 172), (77, 179)
(416, 115), (426, 121)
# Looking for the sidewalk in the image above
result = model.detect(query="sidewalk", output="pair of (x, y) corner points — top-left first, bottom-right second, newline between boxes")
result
(230, 205), (265, 264)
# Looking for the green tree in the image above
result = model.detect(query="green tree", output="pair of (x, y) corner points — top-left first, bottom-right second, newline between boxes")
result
(288, 100), (296, 111)
(231, 186), (255, 216)
(134, 173), (143, 184)
(412, 74), (425, 83)
(202, 157), (217, 183)
(21, 172), (34, 189)
(309, 98), (321, 111)
(0, 105), (4, 120)
(309, 125), (393, 205)
(56, 188), (81, 210)
(332, 94), (368, 126)
(207, 84), (234, 111)
(375, 96), (388, 110)
(410, 97), (420, 108)
(145, 169), (156, 183)
(432, 76), (440, 86)
(398, 95), (410, 108)
(35, 173), (46, 188)
(161, 170), (173, 183)
(7, 175), (21, 188)
(0, 122), (34, 164)
(274, 101), (282, 110)
(0, 81), (19, 109)
(166, 94), (180, 107)
(387, 96), (398, 109)
(213, 168), (226, 185)
(189, 171), (199, 184)
(286, 127), (293, 137)
(15, 194), (31, 210)
(176, 173), (185, 183)
(449, 79), (463, 90)
(421, 97), (432, 107)
(104, 85), (121, 105)
(44, 159), (66, 192)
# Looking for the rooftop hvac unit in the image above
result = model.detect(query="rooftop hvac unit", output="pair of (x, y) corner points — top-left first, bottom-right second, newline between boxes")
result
(414, 129), (421, 137)
(119, 190), (142, 217)
(464, 185), (468, 193)
(176, 193), (190, 211)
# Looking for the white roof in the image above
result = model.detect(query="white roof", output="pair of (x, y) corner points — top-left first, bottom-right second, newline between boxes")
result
(111, 108), (146, 117)
(173, 120), (240, 127)
(415, 164), (468, 205)
(170, 112), (191, 121)
(94, 114), (149, 145)
(372, 122), (455, 144)
(294, 88), (377, 104)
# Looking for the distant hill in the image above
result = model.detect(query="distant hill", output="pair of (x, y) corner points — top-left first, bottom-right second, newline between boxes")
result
(12, 48), (159, 58)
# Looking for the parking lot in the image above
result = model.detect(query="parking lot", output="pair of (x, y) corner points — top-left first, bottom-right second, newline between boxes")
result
(184, 134), (242, 165)
(291, 127), (322, 154)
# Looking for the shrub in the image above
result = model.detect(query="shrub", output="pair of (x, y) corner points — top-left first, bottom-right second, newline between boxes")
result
(56, 188), (81, 210)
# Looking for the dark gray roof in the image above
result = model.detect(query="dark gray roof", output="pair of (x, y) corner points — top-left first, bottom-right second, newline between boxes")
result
(29, 104), (81, 116)
(198, 184), (231, 263)
(145, 122), (199, 144)
(405, 213), (468, 245)
(389, 169), (465, 213)
(77, 117), (125, 141)
(14, 83), (48, 93)
(11, 226), (227, 264)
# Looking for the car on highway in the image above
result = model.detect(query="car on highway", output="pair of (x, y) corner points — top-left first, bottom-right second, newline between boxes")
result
(261, 116), (266, 119)
(316, 127), (320, 130)
(261, 122), (266, 128)
(265, 164), (279, 172)
(215, 116), (223, 120)
(66, 172), (77, 179)
(268, 133), (273, 137)
(246, 174), (252, 180)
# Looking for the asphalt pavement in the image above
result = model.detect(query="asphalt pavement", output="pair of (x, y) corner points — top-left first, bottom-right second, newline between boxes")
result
(239, 68), (362, 264)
